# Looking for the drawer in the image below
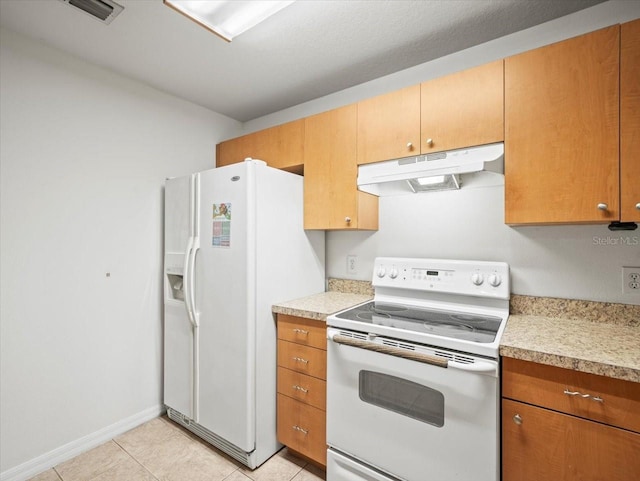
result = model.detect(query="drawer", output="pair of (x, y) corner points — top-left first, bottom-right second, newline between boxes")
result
(278, 339), (326, 380)
(277, 393), (327, 467)
(277, 315), (327, 350)
(278, 366), (326, 410)
(502, 357), (640, 433)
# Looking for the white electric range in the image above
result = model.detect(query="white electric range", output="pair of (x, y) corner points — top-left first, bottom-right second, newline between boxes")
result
(326, 257), (510, 481)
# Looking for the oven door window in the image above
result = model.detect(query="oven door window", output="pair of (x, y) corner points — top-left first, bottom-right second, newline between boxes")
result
(359, 370), (444, 427)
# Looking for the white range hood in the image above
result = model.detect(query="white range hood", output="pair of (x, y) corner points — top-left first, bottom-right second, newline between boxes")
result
(357, 142), (504, 196)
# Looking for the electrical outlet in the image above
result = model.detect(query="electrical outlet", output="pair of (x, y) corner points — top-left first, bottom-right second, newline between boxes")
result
(622, 267), (640, 294)
(347, 255), (358, 275)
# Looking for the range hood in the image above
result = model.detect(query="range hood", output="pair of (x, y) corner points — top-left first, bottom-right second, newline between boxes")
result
(357, 142), (504, 196)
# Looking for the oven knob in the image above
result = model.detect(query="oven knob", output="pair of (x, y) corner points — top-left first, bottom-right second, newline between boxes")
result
(389, 267), (399, 279)
(488, 274), (502, 287)
(376, 266), (386, 278)
(471, 272), (484, 286)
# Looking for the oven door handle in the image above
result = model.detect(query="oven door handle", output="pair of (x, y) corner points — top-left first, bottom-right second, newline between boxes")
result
(329, 333), (449, 369)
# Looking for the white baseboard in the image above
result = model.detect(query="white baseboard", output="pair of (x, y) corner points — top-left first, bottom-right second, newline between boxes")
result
(0, 404), (165, 481)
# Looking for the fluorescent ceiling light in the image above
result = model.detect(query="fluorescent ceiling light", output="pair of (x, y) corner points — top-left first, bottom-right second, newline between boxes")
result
(164, 0), (295, 42)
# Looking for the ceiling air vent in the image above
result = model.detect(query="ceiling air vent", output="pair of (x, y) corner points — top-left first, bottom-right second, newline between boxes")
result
(58, 0), (124, 24)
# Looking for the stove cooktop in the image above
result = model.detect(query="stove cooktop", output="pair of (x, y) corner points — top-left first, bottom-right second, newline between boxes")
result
(335, 301), (502, 344)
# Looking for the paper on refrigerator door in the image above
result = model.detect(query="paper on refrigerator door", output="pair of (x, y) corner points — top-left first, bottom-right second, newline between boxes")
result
(212, 203), (231, 247)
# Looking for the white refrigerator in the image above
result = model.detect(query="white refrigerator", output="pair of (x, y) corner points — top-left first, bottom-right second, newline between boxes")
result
(163, 159), (325, 468)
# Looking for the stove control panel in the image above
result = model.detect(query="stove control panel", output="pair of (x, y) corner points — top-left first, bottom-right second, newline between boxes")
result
(373, 257), (510, 300)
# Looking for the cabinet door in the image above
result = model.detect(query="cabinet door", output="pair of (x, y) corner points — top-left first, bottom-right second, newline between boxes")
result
(502, 399), (640, 481)
(216, 119), (304, 173)
(421, 60), (503, 153)
(357, 85), (421, 165)
(505, 26), (620, 225)
(621, 19), (640, 222)
(304, 105), (378, 230)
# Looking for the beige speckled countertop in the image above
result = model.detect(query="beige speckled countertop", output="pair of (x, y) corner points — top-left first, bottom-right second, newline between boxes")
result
(272, 291), (372, 321)
(501, 295), (640, 383)
(501, 314), (640, 383)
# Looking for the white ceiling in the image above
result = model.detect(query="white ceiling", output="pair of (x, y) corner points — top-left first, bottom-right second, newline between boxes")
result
(0, 0), (605, 122)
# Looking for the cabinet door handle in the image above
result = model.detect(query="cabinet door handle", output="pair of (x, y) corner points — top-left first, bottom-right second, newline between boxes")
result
(292, 385), (309, 393)
(345, 216), (352, 223)
(597, 203), (608, 211)
(406, 142), (413, 150)
(513, 414), (523, 425)
(636, 203), (640, 210)
(292, 425), (308, 435)
(425, 138), (434, 146)
(292, 357), (309, 364)
(563, 389), (604, 403)
(292, 328), (309, 335)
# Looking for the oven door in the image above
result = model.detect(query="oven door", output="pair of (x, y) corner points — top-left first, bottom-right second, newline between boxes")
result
(326, 328), (499, 481)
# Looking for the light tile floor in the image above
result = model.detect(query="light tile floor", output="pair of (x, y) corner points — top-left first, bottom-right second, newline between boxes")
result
(29, 416), (325, 481)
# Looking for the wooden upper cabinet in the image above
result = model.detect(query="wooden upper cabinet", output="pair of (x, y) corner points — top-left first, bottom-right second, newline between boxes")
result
(356, 85), (421, 165)
(421, 60), (504, 153)
(621, 18), (640, 222)
(304, 105), (378, 230)
(216, 119), (304, 173)
(505, 26), (620, 225)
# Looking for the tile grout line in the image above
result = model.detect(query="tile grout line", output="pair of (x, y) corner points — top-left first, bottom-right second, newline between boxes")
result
(111, 438), (160, 481)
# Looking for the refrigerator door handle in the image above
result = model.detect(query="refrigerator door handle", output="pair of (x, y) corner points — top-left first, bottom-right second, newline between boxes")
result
(189, 236), (200, 327)
(183, 236), (197, 328)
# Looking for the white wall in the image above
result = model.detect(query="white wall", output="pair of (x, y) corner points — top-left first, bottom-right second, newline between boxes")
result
(244, 0), (640, 305)
(0, 28), (242, 478)
(327, 184), (640, 305)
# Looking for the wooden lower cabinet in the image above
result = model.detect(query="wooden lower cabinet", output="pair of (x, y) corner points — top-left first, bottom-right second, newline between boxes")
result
(502, 399), (640, 481)
(502, 357), (640, 481)
(276, 315), (327, 467)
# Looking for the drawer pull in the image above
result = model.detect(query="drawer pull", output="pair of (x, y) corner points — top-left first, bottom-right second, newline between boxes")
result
(292, 384), (309, 393)
(292, 328), (309, 335)
(513, 414), (523, 425)
(563, 389), (604, 403)
(292, 425), (308, 435)
(292, 357), (309, 364)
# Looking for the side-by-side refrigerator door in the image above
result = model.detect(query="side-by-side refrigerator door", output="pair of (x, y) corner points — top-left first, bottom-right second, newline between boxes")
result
(164, 175), (195, 420)
(194, 164), (255, 452)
